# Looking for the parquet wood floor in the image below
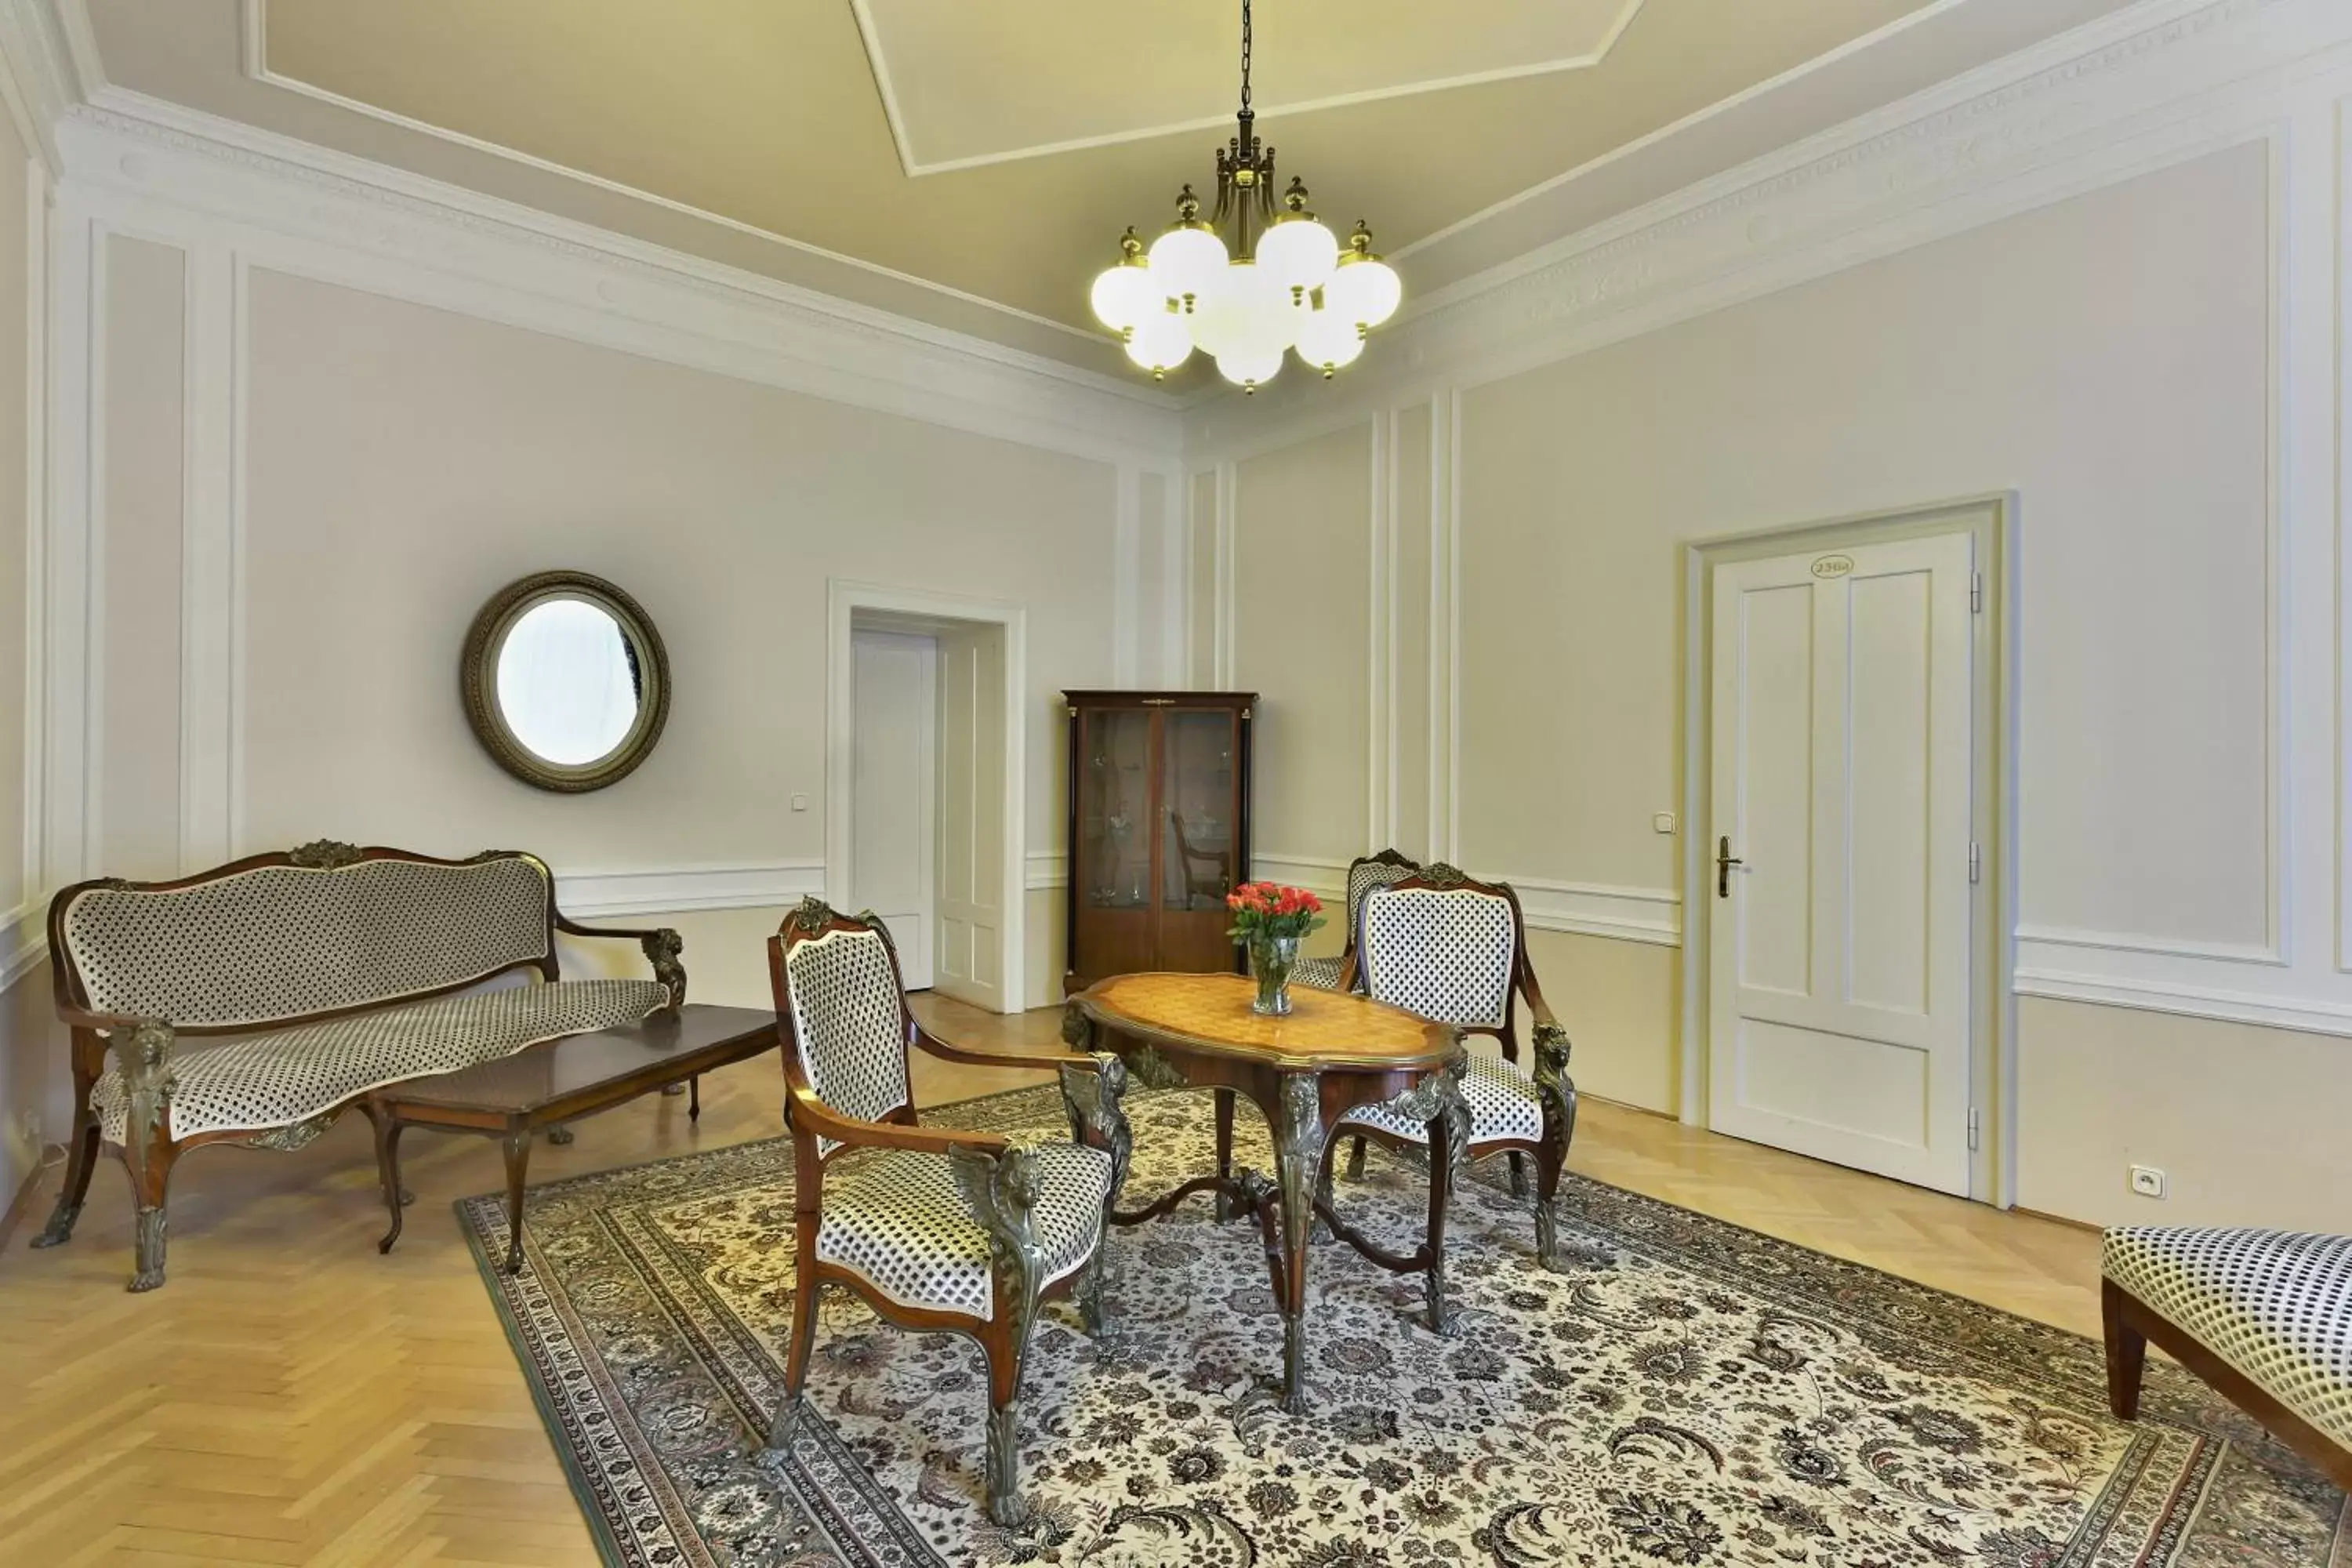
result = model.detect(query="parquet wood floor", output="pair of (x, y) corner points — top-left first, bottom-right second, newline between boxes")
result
(0, 997), (2102, 1564)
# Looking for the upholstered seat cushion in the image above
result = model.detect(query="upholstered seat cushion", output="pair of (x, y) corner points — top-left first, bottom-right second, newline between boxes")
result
(1338, 1049), (1544, 1147)
(92, 978), (671, 1143)
(2103, 1226), (2352, 1447)
(818, 1142), (1113, 1320)
(1293, 955), (1348, 994)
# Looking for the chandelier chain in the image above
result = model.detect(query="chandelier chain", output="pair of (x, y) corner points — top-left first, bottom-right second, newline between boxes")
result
(1240, 0), (1252, 114)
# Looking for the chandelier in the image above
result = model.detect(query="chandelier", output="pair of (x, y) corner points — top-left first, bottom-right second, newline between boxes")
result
(1089, 0), (1400, 391)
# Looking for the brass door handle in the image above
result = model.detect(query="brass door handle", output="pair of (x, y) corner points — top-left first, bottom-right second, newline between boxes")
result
(1716, 836), (1743, 898)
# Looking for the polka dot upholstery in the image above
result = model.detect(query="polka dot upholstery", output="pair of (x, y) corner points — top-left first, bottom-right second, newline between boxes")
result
(61, 856), (554, 1027)
(780, 928), (916, 1156)
(2104, 1226), (2352, 1448)
(817, 1142), (1113, 1319)
(90, 978), (670, 1142)
(1296, 855), (1422, 996)
(1292, 955), (1348, 994)
(1358, 884), (1518, 1029)
(1339, 1048), (1544, 1145)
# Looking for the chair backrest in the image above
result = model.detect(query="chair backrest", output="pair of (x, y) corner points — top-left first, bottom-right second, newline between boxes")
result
(1356, 868), (1526, 1036)
(51, 844), (557, 1030)
(1342, 850), (1423, 949)
(770, 901), (915, 1149)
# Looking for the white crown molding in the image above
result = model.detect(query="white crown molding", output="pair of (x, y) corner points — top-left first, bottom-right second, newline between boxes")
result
(848, 0), (1647, 178)
(234, 0), (1119, 356)
(1183, 0), (2352, 463)
(56, 89), (1186, 470)
(553, 862), (826, 921)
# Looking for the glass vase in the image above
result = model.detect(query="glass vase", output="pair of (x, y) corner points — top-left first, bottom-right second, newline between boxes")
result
(1249, 933), (1301, 1016)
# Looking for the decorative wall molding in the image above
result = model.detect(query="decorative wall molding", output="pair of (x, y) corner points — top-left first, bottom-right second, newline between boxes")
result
(58, 91), (1186, 471)
(1253, 851), (1349, 903)
(1025, 850), (1069, 891)
(1182, 0), (2352, 463)
(2014, 964), (2352, 1040)
(0, 900), (45, 991)
(1508, 877), (1682, 948)
(555, 861), (826, 921)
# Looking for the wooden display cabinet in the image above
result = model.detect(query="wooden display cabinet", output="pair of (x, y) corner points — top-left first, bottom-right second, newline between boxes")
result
(1062, 691), (1255, 992)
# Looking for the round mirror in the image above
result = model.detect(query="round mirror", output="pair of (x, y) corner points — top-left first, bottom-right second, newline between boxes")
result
(460, 571), (670, 792)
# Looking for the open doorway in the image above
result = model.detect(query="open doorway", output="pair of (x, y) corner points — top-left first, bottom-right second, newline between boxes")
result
(829, 583), (1028, 1014)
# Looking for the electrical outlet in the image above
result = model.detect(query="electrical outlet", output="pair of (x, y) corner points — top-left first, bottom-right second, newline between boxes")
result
(2129, 1165), (2167, 1200)
(1653, 812), (1677, 834)
(789, 793), (810, 813)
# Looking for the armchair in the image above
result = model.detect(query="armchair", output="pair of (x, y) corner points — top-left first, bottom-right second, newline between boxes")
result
(762, 898), (1131, 1528)
(1328, 866), (1579, 1269)
(1294, 848), (1422, 993)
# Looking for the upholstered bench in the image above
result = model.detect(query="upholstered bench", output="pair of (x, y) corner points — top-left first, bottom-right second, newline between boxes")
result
(2103, 1225), (2352, 1490)
(34, 840), (685, 1290)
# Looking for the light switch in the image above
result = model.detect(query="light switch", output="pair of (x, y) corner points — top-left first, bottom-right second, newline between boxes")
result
(790, 793), (810, 813)
(1652, 812), (1677, 835)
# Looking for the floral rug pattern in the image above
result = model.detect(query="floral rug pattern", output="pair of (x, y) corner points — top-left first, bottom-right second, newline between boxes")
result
(459, 1087), (2348, 1566)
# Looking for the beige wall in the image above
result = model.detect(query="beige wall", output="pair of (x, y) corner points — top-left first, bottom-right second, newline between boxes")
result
(1232, 423), (1371, 877)
(239, 270), (1119, 877)
(1192, 146), (2344, 1227)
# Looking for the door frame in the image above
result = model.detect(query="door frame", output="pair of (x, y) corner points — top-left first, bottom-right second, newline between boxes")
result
(827, 579), (1029, 1012)
(848, 626), (940, 989)
(1678, 495), (2018, 1205)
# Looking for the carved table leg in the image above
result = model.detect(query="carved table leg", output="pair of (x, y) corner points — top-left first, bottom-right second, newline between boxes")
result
(1211, 1087), (1237, 1221)
(500, 1131), (532, 1275)
(1269, 1073), (1327, 1415)
(1421, 1064), (1471, 1336)
(373, 1109), (408, 1255)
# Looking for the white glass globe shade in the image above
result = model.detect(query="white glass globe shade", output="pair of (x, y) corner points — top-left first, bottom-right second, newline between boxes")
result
(1192, 261), (1294, 360)
(1090, 262), (1160, 333)
(1294, 308), (1365, 374)
(1123, 310), (1193, 376)
(1215, 347), (1284, 389)
(1326, 255), (1402, 328)
(1149, 224), (1228, 304)
(1256, 216), (1339, 297)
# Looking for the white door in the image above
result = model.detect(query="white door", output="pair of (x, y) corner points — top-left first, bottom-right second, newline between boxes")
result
(1708, 532), (1975, 1193)
(934, 626), (1008, 1011)
(851, 630), (936, 989)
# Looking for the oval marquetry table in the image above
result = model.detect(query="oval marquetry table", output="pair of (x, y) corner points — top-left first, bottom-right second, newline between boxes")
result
(1066, 971), (1468, 1414)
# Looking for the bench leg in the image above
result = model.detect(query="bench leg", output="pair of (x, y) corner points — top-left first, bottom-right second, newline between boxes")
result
(33, 1098), (100, 1248)
(2103, 1278), (2147, 1421)
(500, 1131), (532, 1275)
(371, 1109), (408, 1255)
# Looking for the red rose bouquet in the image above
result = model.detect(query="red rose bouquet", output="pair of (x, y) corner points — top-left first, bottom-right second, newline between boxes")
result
(1225, 880), (1327, 943)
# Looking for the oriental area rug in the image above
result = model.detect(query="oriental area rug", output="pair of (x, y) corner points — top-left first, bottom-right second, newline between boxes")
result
(459, 1087), (2349, 1567)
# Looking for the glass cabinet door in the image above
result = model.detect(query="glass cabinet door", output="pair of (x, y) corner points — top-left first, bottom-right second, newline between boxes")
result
(1080, 708), (1152, 910)
(1158, 707), (1242, 973)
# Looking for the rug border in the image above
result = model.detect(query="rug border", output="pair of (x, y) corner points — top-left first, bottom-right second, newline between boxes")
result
(456, 1196), (631, 1568)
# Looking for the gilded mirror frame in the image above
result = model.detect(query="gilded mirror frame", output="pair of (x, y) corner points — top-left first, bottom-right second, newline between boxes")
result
(460, 570), (671, 793)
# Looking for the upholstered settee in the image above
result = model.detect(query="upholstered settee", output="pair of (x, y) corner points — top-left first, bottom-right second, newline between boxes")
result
(34, 841), (686, 1290)
(2103, 1225), (2352, 1490)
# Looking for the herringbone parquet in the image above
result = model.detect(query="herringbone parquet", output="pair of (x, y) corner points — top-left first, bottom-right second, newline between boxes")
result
(0, 998), (2101, 1564)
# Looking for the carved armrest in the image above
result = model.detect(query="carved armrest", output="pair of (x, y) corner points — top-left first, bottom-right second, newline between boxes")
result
(784, 1086), (1013, 1161)
(913, 1025), (1102, 1076)
(554, 914), (687, 1010)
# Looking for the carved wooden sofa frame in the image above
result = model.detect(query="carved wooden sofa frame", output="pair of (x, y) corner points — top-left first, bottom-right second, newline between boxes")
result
(36, 840), (686, 1291)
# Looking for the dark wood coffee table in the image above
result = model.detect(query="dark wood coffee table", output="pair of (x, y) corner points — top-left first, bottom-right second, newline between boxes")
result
(365, 1004), (776, 1272)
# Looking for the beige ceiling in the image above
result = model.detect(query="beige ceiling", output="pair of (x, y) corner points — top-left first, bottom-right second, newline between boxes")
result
(85, 0), (2141, 380)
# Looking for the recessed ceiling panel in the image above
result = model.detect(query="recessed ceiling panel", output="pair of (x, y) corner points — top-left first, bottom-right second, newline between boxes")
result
(855, 0), (1644, 172)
